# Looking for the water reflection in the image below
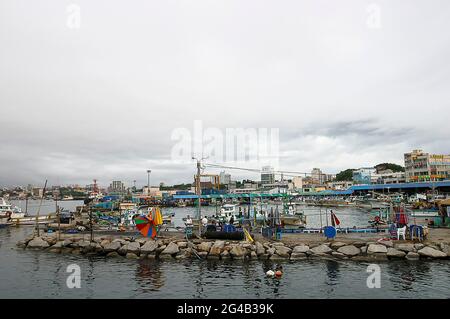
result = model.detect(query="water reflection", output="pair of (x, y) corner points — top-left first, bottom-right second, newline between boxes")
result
(386, 261), (431, 292)
(324, 260), (340, 295)
(135, 260), (165, 291)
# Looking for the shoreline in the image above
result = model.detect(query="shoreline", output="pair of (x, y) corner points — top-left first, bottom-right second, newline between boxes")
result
(17, 230), (450, 262)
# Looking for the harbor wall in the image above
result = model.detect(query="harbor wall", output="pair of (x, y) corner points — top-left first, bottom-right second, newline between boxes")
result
(17, 234), (450, 262)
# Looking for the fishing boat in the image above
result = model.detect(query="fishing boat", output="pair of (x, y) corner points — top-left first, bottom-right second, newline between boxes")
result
(0, 197), (24, 218)
(280, 202), (306, 228)
(218, 204), (238, 224)
(9, 214), (57, 226)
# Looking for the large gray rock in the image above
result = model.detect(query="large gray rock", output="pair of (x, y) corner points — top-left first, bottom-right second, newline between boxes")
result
(395, 244), (416, 252)
(230, 245), (246, 259)
(125, 242), (141, 254)
(135, 238), (148, 245)
(275, 246), (292, 258)
(310, 244), (332, 254)
(269, 254), (287, 260)
(387, 248), (406, 258)
(367, 244), (387, 254)
(27, 237), (50, 249)
(140, 240), (158, 254)
(126, 252), (139, 259)
(406, 252), (420, 260)
(103, 241), (121, 252)
(292, 245), (310, 254)
(439, 243), (450, 256)
(100, 239), (111, 247)
(337, 245), (361, 256)
(414, 243), (425, 250)
(77, 241), (91, 248)
(352, 241), (367, 248)
(197, 242), (213, 252)
(418, 247), (447, 258)
(52, 241), (64, 248)
(378, 241), (394, 248)
(161, 242), (179, 255)
(220, 250), (231, 259)
(330, 242), (347, 249)
(209, 241), (225, 256)
(177, 242), (188, 249)
(255, 242), (266, 256)
(331, 252), (347, 259)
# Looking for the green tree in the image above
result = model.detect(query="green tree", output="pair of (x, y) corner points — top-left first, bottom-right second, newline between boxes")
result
(375, 163), (405, 173)
(335, 169), (355, 181)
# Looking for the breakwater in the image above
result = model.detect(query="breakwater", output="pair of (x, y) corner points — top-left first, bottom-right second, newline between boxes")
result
(17, 233), (450, 262)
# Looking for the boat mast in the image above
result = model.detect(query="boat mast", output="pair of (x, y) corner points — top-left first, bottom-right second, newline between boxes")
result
(35, 179), (47, 237)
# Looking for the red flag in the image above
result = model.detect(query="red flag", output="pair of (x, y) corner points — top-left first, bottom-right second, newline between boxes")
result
(331, 211), (341, 226)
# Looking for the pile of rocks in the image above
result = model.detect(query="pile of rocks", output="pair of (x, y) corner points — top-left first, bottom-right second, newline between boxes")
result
(17, 235), (450, 261)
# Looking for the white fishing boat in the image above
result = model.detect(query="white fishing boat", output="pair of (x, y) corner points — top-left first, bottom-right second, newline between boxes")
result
(218, 204), (238, 224)
(281, 203), (307, 228)
(9, 214), (57, 225)
(0, 197), (24, 218)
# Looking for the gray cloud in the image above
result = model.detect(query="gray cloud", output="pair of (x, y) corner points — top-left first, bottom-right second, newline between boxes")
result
(1, 0), (450, 187)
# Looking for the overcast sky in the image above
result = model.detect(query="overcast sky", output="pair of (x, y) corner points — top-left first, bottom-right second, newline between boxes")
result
(1, 0), (450, 187)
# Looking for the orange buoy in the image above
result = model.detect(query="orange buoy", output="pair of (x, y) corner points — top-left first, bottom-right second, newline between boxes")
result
(275, 270), (283, 278)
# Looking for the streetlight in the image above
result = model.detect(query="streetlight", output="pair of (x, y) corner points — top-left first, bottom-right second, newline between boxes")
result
(147, 170), (151, 195)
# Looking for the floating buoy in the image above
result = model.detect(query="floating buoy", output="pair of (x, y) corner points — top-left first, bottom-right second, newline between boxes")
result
(275, 270), (283, 278)
(266, 270), (275, 277)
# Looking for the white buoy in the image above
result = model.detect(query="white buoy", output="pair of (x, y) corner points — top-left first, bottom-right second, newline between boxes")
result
(266, 270), (275, 277)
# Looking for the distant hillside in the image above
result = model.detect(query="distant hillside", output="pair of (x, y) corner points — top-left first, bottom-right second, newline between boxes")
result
(335, 169), (355, 181)
(375, 163), (405, 173)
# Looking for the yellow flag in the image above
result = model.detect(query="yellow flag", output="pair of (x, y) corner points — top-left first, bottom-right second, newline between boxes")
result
(154, 207), (163, 225)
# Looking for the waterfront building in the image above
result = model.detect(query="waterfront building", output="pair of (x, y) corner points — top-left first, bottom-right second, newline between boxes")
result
(261, 166), (275, 185)
(109, 181), (126, 194)
(31, 187), (44, 198)
(374, 170), (406, 184)
(352, 168), (376, 185)
(311, 168), (323, 184)
(231, 187), (258, 194)
(219, 171), (231, 185)
(143, 186), (161, 196)
(326, 180), (353, 190)
(404, 149), (450, 182)
(292, 176), (303, 189)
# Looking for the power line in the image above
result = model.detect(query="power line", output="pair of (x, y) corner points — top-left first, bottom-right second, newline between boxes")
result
(204, 163), (322, 178)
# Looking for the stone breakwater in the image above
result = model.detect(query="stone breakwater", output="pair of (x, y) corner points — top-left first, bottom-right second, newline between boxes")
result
(17, 235), (450, 262)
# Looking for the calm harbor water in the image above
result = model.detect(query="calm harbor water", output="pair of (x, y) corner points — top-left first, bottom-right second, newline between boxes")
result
(2, 201), (449, 298)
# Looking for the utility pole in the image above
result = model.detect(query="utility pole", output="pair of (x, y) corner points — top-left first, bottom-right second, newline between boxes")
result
(196, 159), (202, 235)
(147, 170), (151, 191)
(89, 203), (93, 242)
(55, 194), (61, 241)
(193, 156), (207, 236)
